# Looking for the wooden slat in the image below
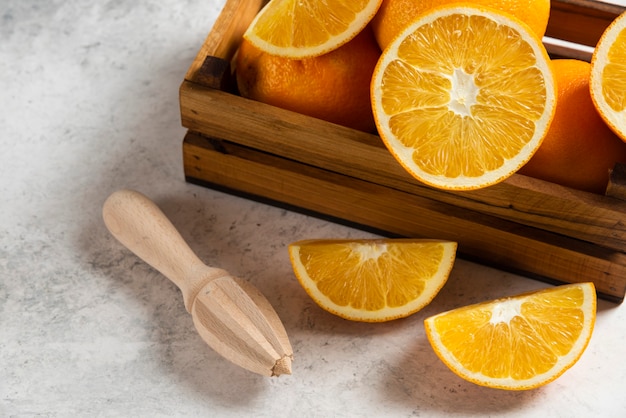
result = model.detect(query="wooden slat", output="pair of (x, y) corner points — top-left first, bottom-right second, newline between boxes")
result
(546, 0), (625, 47)
(185, 0), (265, 83)
(180, 82), (626, 251)
(183, 132), (626, 303)
(606, 163), (626, 200)
(179, 0), (626, 303)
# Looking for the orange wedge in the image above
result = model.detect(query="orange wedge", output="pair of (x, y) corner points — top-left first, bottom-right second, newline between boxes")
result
(371, 5), (556, 190)
(590, 10), (626, 142)
(288, 239), (457, 322)
(243, 0), (383, 59)
(425, 282), (596, 390)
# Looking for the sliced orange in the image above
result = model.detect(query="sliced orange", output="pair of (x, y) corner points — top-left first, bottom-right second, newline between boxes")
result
(590, 10), (626, 142)
(371, 5), (556, 190)
(288, 238), (457, 322)
(243, 0), (383, 59)
(424, 282), (596, 390)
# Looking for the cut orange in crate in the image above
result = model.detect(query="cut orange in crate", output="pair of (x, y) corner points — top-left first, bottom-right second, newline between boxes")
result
(371, 4), (556, 190)
(424, 282), (597, 390)
(590, 10), (626, 142)
(180, 0), (626, 303)
(288, 239), (457, 322)
(243, 0), (383, 59)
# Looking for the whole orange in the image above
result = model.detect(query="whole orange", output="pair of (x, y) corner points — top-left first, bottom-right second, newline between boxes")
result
(371, 0), (550, 51)
(235, 27), (381, 132)
(518, 59), (626, 194)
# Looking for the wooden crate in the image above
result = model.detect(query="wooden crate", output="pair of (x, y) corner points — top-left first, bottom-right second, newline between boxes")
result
(179, 0), (626, 302)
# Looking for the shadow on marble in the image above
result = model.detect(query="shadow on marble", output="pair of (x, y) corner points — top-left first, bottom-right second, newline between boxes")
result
(379, 335), (538, 415)
(66, 36), (290, 399)
(79, 207), (273, 401)
(67, 31), (622, 403)
(370, 266), (540, 413)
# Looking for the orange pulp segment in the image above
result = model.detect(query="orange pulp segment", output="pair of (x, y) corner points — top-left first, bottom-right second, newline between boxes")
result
(590, 10), (626, 142)
(243, 0), (383, 59)
(424, 282), (596, 390)
(371, 5), (556, 190)
(289, 239), (457, 322)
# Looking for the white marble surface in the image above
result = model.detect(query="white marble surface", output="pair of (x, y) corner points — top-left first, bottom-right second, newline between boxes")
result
(1, 1), (625, 416)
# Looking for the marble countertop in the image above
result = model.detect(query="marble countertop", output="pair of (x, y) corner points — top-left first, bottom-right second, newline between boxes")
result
(1, 1), (625, 416)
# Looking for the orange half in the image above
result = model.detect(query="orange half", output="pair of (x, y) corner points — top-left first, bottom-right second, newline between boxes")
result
(371, 5), (556, 190)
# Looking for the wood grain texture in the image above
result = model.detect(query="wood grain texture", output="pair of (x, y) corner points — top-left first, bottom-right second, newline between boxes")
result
(546, 0), (625, 47)
(178, 0), (626, 303)
(185, 0), (265, 83)
(180, 83), (626, 251)
(607, 163), (626, 201)
(183, 133), (626, 302)
(103, 189), (293, 376)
